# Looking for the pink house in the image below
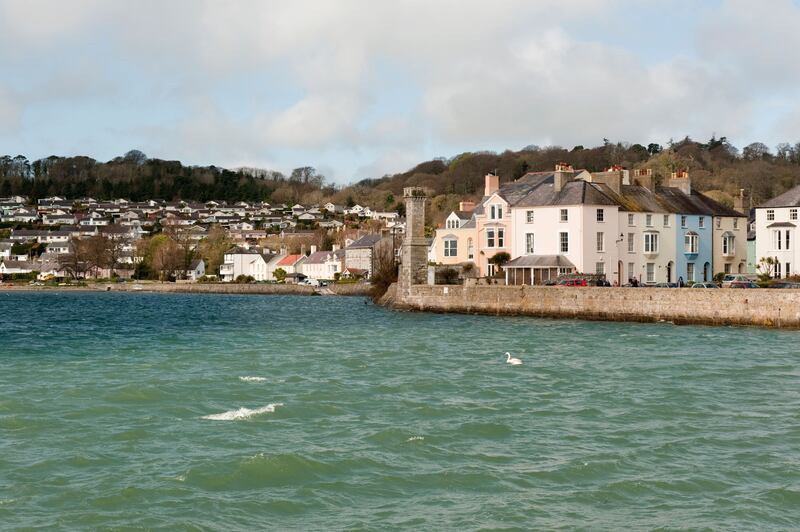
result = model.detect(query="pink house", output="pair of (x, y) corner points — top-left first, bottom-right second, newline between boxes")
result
(474, 173), (513, 276)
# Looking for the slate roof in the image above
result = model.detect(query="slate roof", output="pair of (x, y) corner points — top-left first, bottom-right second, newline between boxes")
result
(347, 234), (382, 249)
(759, 184), (800, 208)
(767, 222), (796, 228)
(303, 250), (339, 264)
(504, 255), (577, 268)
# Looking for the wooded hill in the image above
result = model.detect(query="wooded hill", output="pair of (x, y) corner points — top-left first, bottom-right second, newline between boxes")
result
(3, 137), (800, 226)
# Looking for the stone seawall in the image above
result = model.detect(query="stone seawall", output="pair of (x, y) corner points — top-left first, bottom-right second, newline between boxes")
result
(386, 284), (800, 328)
(102, 282), (372, 296)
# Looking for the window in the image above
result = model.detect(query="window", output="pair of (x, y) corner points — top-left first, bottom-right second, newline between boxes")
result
(646, 214), (653, 227)
(559, 232), (569, 253)
(628, 262), (635, 280)
(444, 239), (457, 257)
(685, 232), (699, 253)
(699, 216), (705, 229)
(644, 232), (659, 253)
(792, 209), (798, 221)
(787, 230), (791, 251)
(490, 204), (503, 220)
(487, 263), (496, 277)
(663, 215), (670, 227)
(526, 210), (534, 223)
(733, 218), (738, 229)
(525, 233), (535, 254)
(446, 218), (458, 229)
(486, 228), (495, 248)
(646, 263), (655, 283)
(722, 235), (735, 256)
(767, 209), (775, 221)
(681, 215), (687, 228)
(560, 209), (568, 222)
(596, 232), (604, 252)
(596, 209), (604, 222)
(467, 238), (474, 260)
(774, 230), (782, 250)
(627, 233), (635, 253)
(687, 262), (695, 282)
(776, 262), (781, 278)
(716, 218), (721, 229)
(628, 213), (635, 226)
(558, 267), (570, 276)
(788, 263), (792, 277)
(497, 228), (505, 248)
(724, 263), (731, 274)
(596, 262), (605, 275)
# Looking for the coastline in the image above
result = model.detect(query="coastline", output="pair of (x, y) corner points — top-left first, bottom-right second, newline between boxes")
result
(0, 282), (372, 297)
(381, 283), (800, 329)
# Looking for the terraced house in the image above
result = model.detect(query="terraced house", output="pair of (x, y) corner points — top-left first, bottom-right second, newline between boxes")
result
(433, 165), (747, 285)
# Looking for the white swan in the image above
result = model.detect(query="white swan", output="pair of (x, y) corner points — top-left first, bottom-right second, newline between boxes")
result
(505, 352), (522, 365)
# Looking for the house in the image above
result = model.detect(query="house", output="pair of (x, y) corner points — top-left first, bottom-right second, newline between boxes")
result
(219, 247), (275, 282)
(274, 254), (306, 276)
(344, 234), (389, 279)
(301, 247), (344, 280)
(432, 204), (477, 266)
(186, 259), (206, 281)
(0, 259), (33, 275)
(754, 183), (800, 278)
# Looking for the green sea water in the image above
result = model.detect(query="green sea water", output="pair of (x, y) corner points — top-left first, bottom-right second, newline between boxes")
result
(1, 292), (799, 530)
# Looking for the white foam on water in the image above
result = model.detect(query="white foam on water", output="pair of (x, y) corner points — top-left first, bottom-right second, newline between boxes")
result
(406, 436), (424, 442)
(239, 376), (267, 383)
(202, 403), (283, 421)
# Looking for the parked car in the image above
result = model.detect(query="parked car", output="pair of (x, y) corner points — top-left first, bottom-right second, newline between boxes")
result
(692, 282), (720, 288)
(729, 280), (759, 288)
(768, 282), (800, 289)
(721, 274), (752, 288)
(558, 279), (588, 287)
(652, 282), (678, 288)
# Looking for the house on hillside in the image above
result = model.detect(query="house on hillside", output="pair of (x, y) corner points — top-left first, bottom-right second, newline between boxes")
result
(344, 234), (389, 279)
(219, 247), (274, 282)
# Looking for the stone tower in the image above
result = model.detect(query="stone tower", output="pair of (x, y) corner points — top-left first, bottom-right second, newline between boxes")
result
(400, 187), (428, 287)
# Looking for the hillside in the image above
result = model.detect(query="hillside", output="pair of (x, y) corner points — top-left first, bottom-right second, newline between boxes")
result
(3, 137), (800, 226)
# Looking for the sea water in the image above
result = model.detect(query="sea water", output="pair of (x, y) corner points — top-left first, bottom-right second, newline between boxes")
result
(1, 292), (798, 529)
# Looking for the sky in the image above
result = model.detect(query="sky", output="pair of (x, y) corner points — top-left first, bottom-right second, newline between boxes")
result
(1, 0), (798, 185)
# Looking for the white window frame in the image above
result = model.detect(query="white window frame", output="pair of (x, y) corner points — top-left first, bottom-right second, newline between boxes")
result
(646, 214), (653, 227)
(644, 232), (659, 254)
(596, 232), (604, 252)
(596, 209), (604, 223)
(687, 262), (695, 282)
(733, 218), (738, 229)
(627, 233), (634, 253)
(444, 238), (457, 257)
(685, 232), (699, 254)
(767, 209), (775, 221)
(628, 213), (635, 226)
(560, 209), (568, 222)
(486, 228), (495, 248)
(525, 233), (535, 254)
(646, 263), (655, 283)
(497, 228), (505, 248)
(596, 262), (605, 275)
(489, 204), (503, 220)
(723, 235), (734, 256)
(559, 232), (569, 253)
(791, 209), (798, 221)
(467, 238), (474, 260)
(699, 216), (705, 229)
(663, 215), (670, 227)
(526, 210), (534, 223)
(681, 215), (687, 228)
(716, 218), (721, 229)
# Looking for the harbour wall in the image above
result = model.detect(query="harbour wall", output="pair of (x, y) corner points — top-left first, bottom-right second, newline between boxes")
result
(383, 284), (800, 328)
(1, 282), (371, 297)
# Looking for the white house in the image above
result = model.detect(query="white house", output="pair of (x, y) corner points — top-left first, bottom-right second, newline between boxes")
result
(186, 259), (206, 281)
(754, 184), (800, 278)
(219, 247), (275, 282)
(301, 248), (344, 280)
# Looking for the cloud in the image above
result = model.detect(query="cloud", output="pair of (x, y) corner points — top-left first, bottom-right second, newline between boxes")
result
(0, 0), (796, 182)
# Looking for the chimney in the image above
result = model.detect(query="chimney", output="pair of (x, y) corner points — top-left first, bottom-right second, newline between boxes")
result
(668, 170), (691, 195)
(484, 173), (499, 197)
(588, 168), (623, 195)
(459, 201), (475, 213)
(332, 244), (339, 252)
(300, 244), (306, 256)
(554, 163), (574, 193)
(310, 245), (317, 254)
(734, 188), (750, 214)
(633, 168), (654, 192)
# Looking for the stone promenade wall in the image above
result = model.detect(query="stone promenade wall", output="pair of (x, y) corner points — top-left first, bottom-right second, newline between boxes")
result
(386, 284), (800, 328)
(104, 282), (371, 296)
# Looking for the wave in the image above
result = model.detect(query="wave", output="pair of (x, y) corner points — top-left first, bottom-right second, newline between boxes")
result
(202, 403), (283, 421)
(239, 376), (267, 383)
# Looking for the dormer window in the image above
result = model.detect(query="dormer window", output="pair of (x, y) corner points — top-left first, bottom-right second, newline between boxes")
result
(489, 204), (503, 220)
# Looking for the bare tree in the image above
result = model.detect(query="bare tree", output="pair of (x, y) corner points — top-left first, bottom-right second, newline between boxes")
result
(58, 239), (91, 279)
